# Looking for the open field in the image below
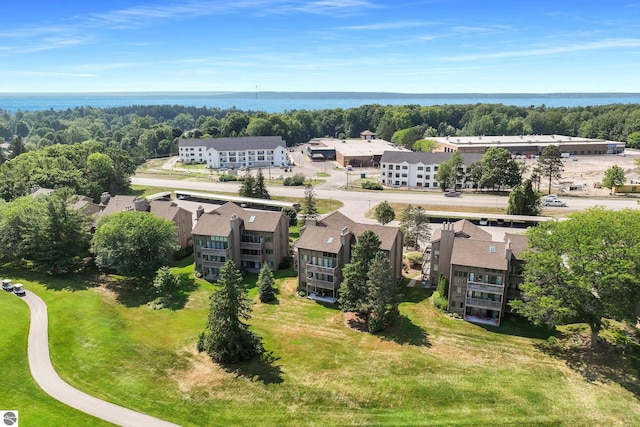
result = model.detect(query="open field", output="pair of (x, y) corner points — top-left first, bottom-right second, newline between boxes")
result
(1, 263), (639, 426)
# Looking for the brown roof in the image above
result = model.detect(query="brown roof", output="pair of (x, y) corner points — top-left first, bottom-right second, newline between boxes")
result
(98, 195), (150, 217)
(295, 226), (346, 253)
(192, 202), (283, 236)
(150, 200), (191, 222)
(319, 211), (400, 251)
(504, 233), (529, 259)
(451, 239), (508, 270)
(431, 219), (491, 242)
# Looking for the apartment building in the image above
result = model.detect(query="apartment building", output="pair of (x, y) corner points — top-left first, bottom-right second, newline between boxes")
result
(379, 151), (482, 189)
(177, 136), (288, 168)
(192, 202), (289, 280)
(425, 220), (527, 326)
(293, 211), (403, 302)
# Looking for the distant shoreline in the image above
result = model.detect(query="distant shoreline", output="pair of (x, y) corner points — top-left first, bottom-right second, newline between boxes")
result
(2, 91), (640, 99)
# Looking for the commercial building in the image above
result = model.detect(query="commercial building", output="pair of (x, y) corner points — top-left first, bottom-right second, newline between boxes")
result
(192, 202), (289, 280)
(424, 220), (527, 326)
(293, 211), (403, 302)
(178, 136), (289, 168)
(379, 151), (483, 189)
(430, 134), (625, 156)
(306, 137), (408, 167)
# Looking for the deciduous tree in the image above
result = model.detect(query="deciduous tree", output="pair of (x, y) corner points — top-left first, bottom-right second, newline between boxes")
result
(537, 145), (564, 194)
(374, 200), (395, 225)
(511, 208), (640, 348)
(92, 211), (178, 277)
(399, 205), (431, 250)
(601, 164), (626, 190)
(507, 179), (541, 216)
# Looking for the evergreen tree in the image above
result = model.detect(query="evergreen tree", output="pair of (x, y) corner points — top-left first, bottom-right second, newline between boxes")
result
(281, 206), (298, 226)
(537, 145), (564, 194)
(436, 273), (449, 299)
(257, 263), (277, 303)
(9, 136), (26, 159)
(507, 179), (540, 216)
(199, 260), (264, 363)
(298, 185), (319, 226)
(254, 168), (271, 199)
(365, 251), (395, 333)
(338, 230), (381, 321)
(374, 200), (395, 225)
(239, 168), (256, 197)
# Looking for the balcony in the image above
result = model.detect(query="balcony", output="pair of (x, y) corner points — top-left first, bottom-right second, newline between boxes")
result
(466, 297), (502, 310)
(240, 241), (264, 250)
(202, 260), (225, 269)
(201, 247), (230, 256)
(242, 254), (263, 262)
(307, 277), (336, 290)
(467, 281), (504, 294)
(305, 263), (337, 275)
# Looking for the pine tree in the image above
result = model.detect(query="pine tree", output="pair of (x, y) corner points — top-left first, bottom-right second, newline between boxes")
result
(298, 185), (319, 226)
(537, 145), (564, 194)
(199, 260), (263, 363)
(254, 168), (271, 199)
(257, 263), (277, 303)
(365, 251), (395, 333)
(338, 230), (381, 321)
(239, 169), (256, 197)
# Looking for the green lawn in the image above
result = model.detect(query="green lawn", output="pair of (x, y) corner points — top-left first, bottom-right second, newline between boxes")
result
(0, 289), (113, 427)
(1, 266), (638, 426)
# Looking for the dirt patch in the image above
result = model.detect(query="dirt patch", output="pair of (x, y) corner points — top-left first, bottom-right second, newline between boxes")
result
(170, 346), (230, 393)
(344, 312), (368, 332)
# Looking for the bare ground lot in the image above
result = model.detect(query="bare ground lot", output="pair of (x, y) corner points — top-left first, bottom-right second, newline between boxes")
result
(526, 151), (640, 197)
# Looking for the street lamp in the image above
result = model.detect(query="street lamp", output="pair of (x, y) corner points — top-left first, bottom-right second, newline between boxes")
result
(368, 200), (371, 215)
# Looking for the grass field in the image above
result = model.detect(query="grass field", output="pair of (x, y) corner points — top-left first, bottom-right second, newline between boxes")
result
(1, 264), (638, 426)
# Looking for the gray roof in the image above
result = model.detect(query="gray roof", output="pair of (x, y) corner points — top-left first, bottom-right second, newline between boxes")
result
(295, 226), (346, 253)
(178, 136), (286, 151)
(431, 219), (492, 242)
(150, 200), (191, 222)
(504, 233), (529, 260)
(192, 202), (283, 236)
(380, 150), (483, 165)
(319, 211), (400, 252)
(451, 239), (508, 271)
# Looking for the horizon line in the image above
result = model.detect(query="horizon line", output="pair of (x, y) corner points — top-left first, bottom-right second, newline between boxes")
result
(1, 91), (640, 96)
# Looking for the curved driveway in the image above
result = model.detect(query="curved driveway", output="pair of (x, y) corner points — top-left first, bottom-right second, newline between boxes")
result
(23, 291), (181, 427)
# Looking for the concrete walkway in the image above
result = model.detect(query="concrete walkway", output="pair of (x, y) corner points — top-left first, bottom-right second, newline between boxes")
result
(23, 291), (181, 427)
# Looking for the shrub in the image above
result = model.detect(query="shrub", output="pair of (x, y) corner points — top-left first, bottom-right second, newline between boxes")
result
(219, 173), (238, 182)
(404, 251), (423, 268)
(433, 291), (448, 310)
(362, 181), (383, 190)
(284, 173), (306, 186)
(278, 257), (291, 269)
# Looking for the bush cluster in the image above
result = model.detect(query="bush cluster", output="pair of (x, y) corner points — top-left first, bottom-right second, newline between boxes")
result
(362, 181), (383, 190)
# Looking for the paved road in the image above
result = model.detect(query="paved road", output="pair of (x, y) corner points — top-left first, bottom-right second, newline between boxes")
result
(22, 291), (181, 427)
(132, 176), (640, 225)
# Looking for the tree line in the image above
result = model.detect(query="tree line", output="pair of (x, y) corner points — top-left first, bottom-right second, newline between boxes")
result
(3, 102), (640, 164)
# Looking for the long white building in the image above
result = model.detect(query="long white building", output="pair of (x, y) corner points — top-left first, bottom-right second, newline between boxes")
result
(379, 151), (483, 189)
(178, 136), (288, 169)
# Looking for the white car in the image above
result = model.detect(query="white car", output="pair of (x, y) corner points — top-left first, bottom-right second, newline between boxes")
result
(542, 194), (558, 202)
(543, 199), (567, 207)
(444, 191), (461, 197)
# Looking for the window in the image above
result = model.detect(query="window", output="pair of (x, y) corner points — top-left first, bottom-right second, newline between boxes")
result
(425, 166), (431, 171)
(402, 165), (408, 170)
(417, 174), (423, 179)
(417, 166), (423, 171)
(456, 286), (462, 294)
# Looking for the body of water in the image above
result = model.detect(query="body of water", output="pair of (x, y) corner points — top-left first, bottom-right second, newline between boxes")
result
(1, 92), (640, 114)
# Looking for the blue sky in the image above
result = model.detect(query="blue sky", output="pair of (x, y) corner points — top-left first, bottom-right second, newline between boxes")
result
(0, 0), (639, 93)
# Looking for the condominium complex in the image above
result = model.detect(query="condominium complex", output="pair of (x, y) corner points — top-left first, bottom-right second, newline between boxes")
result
(425, 220), (527, 326)
(293, 211), (403, 302)
(177, 136), (289, 168)
(192, 202), (289, 280)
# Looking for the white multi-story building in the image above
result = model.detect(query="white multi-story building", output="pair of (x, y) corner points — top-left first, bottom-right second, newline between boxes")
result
(379, 151), (483, 189)
(178, 136), (289, 169)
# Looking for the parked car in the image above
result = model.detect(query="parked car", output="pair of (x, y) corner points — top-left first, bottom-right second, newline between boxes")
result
(13, 283), (26, 297)
(2, 279), (14, 292)
(275, 174), (284, 180)
(543, 199), (567, 207)
(444, 191), (461, 197)
(346, 165), (353, 171)
(542, 194), (558, 202)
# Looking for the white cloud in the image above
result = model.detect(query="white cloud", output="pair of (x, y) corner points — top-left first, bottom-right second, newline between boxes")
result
(441, 38), (640, 62)
(335, 20), (428, 31)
